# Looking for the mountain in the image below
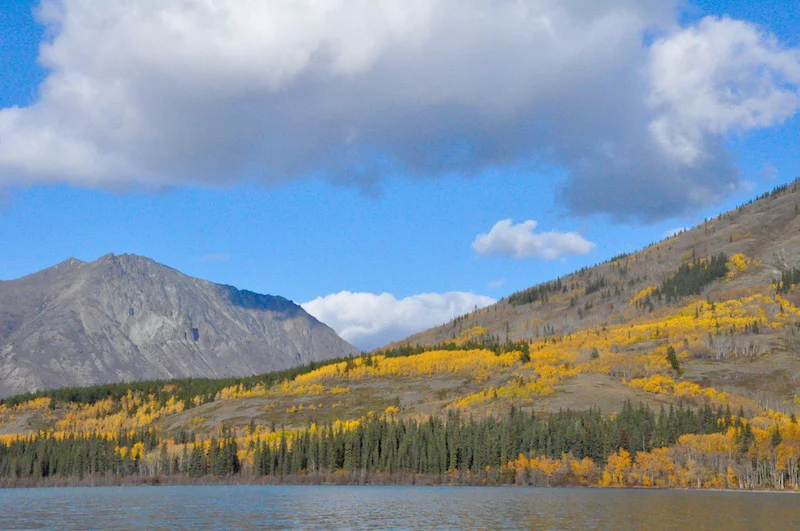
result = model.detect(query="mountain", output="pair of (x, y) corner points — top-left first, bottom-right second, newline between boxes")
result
(3, 183), (800, 490)
(5, 182), (800, 491)
(0, 253), (358, 397)
(397, 182), (800, 351)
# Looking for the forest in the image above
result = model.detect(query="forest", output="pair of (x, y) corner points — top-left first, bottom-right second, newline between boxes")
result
(657, 254), (729, 302)
(5, 400), (798, 490)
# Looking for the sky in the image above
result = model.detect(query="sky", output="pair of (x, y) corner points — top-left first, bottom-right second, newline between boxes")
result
(0, 1), (798, 350)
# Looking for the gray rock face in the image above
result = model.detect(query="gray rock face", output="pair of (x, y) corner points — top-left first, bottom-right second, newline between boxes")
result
(0, 254), (358, 397)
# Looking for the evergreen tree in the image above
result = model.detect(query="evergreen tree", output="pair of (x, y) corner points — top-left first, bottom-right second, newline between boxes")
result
(665, 346), (680, 373)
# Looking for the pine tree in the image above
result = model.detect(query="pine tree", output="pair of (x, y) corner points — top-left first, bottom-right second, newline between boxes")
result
(665, 346), (680, 373)
(158, 443), (170, 475)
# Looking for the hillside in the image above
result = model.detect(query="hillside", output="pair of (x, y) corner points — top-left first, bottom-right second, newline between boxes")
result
(391, 179), (800, 413)
(1, 182), (800, 490)
(0, 253), (358, 397)
(403, 183), (800, 347)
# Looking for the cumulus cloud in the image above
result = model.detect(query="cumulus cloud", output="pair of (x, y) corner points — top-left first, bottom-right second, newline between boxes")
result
(648, 17), (800, 167)
(472, 219), (594, 260)
(0, 2), (798, 219)
(302, 291), (495, 351)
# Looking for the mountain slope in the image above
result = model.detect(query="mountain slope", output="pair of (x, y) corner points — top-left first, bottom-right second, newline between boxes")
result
(365, 180), (800, 414)
(399, 181), (800, 349)
(0, 253), (358, 397)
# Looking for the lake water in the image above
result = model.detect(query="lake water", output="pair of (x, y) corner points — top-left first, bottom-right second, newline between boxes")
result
(0, 485), (797, 530)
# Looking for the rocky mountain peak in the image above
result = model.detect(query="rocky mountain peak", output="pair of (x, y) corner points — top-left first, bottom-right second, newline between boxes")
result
(0, 254), (357, 397)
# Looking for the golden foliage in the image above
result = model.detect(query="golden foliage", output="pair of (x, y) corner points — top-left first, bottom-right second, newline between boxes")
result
(630, 285), (657, 305)
(726, 253), (752, 279)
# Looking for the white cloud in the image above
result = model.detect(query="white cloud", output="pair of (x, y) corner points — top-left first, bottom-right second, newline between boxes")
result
(472, 219), (594, 260)
(648, 17), (800, 166)
(302, 290), (495, 351)
(488, 279), (506, 289)
(0, 3), (798, 220)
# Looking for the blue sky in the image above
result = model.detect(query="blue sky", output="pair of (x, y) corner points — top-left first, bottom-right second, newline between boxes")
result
(0, 1), (798, 349)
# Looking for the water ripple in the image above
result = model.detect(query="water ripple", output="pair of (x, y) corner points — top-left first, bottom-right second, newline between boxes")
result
(0, 485), (798, 530)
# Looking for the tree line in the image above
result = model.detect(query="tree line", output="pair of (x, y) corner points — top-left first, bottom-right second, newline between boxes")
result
(251, 401), (728, 479)
(0, 359), (353, 410)
(507, 278), (565, 307)
(0, 400), (728, 481)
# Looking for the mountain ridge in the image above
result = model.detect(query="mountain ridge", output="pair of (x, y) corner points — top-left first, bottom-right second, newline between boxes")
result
(0, 253), (358, 397)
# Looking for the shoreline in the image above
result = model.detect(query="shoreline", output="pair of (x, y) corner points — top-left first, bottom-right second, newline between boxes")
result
(0, 474), (797, 494)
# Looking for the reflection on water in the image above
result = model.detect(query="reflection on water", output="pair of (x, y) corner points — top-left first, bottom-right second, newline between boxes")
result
(0, 485), (798, 530)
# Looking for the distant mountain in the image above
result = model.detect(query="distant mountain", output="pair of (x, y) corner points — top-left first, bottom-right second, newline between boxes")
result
(0, 253), (358, 397)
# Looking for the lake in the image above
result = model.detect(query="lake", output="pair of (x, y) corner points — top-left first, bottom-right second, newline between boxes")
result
(0, 485), (797, 529)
